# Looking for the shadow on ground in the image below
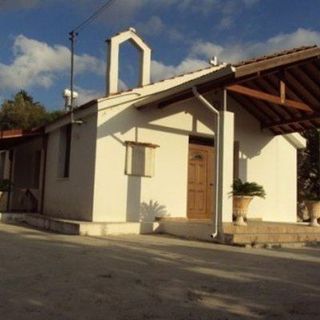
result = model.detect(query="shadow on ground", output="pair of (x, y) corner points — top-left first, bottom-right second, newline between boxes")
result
(0, 223), (319, 320)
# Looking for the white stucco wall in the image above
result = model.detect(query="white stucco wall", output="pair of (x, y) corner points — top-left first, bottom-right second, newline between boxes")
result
(93, 92), (299, 223)
(40, 80), (300, 224)
(230, 98), (298, 223)
(93, 97), (216, 222)
(44, 111), (97, 221)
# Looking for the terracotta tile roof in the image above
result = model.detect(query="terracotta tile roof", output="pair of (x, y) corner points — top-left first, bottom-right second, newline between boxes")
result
(234, 45), (318, 67)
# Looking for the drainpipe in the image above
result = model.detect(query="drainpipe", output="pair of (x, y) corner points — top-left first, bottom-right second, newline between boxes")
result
(192, 87), (220, 239)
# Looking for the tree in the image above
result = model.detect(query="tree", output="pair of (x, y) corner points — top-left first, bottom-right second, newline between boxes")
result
(0, 91), (63, 130)
(298, 128), (320, 200)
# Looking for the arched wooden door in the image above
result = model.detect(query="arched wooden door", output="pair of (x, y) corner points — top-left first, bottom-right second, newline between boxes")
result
(187, 143), (214, 219)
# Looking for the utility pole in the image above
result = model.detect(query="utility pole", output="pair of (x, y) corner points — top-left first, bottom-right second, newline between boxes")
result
(69, 30), (77, 122)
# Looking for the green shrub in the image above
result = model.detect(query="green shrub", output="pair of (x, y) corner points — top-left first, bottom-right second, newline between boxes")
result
(231, 178), (266, 198)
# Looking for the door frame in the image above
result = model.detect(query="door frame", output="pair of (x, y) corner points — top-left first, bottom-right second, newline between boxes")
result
(187, 137), (215, 220)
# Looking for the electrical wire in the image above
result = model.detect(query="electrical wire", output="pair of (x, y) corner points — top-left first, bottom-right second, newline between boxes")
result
(68, 0), (117, 113)
(71, 0), (117, 33)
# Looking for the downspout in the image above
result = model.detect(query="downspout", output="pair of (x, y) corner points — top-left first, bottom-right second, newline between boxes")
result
(192, 87), (220, 239)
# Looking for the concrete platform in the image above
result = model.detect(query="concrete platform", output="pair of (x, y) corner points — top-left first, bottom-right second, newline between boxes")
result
(159, 218), (320, 246)
(0, 212), (26, 223)
(2, 213), (320, 246)
(0, 213), (160, 236)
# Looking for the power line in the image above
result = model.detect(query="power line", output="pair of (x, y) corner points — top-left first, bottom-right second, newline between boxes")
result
(71, 0), (117, 33)
(68, 0), (117, 116)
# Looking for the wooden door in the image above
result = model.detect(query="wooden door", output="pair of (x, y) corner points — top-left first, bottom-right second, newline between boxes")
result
(187, 143), (214, 219)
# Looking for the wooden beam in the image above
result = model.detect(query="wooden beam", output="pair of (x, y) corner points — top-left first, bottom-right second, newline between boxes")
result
(262, 113), (320, 129)
(229, 93), (272, 124)
(226, 84), (313, 112)
(257, 76), (305, 131)
(267, 74), (305, 109)
(251, 79), (293, 120)
(280, 80), (286, 104)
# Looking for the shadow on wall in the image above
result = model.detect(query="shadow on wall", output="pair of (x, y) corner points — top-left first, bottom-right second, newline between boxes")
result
(230, 95), (275, 182)
(140, 200), (168, 222)
(126, 175), (141, 222)
(96, 99), (216, 143)
(98, 99), (216, 223)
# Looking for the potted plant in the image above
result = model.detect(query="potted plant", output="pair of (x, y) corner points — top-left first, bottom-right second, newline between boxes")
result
(230, 179), (266, 226)
(0, 179), (11, 211)
(304, 192), (320, 227)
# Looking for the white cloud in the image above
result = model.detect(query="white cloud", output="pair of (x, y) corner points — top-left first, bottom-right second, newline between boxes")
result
(190, 28), (320, 63)
(0, 35), (105, 92)
(151, 28), (320, 82)
(135, 16), (164, 36)
(151, 58), (209, 82)
(75, 86), (103, 105)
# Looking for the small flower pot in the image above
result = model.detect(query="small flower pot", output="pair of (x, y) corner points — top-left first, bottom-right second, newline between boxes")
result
(233, 196), (253, 226)
(305, 200), (320, 227)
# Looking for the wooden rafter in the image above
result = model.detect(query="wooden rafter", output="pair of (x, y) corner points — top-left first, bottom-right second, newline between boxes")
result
(284, 71), (320, 107)
(257, 76), (305, 131)
(226, 84), (313, 112)
(249, 79), (292, 120)
(262, 113), (320, 129)
(229, 92), (273, 123)
(293, 67), (320, 101)
(280, 80), (286, 104)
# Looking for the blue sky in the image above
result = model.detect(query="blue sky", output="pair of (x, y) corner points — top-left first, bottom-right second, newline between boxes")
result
(0, 0), (319, 110)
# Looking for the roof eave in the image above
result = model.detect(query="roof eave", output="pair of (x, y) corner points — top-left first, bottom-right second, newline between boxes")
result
(235, 46), (320, 78)
(134, 64), (235, 109)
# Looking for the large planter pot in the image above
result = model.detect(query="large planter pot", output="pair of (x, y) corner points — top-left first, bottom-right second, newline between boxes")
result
(233, 196), (253, 226)
(305, 200), (320, 227)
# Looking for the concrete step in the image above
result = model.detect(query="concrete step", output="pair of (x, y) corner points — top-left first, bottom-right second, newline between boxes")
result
(224, 222), (320, 234)
(0, 212), (26, 223)
(23, 214), (159, 236)
(24, 214), (81, 235)
(158, 219), (320, 245)
(225, 232), (320, 246)
(158, 220), (214, 241)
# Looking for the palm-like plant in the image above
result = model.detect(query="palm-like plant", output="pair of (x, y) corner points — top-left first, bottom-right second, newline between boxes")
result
(231, 178), (266, 198)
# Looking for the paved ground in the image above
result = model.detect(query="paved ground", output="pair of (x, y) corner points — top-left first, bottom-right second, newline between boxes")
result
(0, 223), (320, 320)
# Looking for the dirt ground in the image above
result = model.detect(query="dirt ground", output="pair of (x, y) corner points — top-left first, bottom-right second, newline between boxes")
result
(0, 223), (320, 320)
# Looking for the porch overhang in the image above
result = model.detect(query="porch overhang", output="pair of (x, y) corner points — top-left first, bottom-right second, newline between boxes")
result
(229, 45), (320, 135)
(0, 129), (43, 150)
(135, 45), (320, 135)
